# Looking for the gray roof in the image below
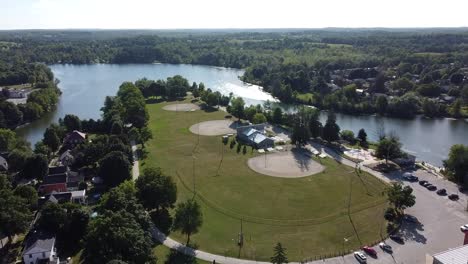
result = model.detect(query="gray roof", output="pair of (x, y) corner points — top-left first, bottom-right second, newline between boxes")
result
(23, 231), (56, 255)
(433, 244), (468, 264)
(0, 155), (7, 171)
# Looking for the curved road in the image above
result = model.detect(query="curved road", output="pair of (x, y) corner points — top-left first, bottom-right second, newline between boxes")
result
(133, 141), (468, 264)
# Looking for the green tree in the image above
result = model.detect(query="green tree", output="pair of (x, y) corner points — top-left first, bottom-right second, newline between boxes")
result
(43, 127), (61, 152)
(63, 114), (82, 132)
(291, 112), (310, 146)
(14, 185), (38, 209)
(0, 186), (32, 242)
(139, 126), (153, 148)
(0, 101), (23, 128)
(252, 113), (267, 124)
(272, 107), (283, 124)
(386, 182), (416, 213)
(84, 211), (155, 264)
(8, 149), (30, 172)
(357, 128), (367, 146)
(375, 135), (402, 163)
(444, 144), (468, 184)
(173, 199), (203, 245)
(0, 128), (17, 152)
(308, 110), (322, 138)
(229, 97), (245, 120)
(340, 130), (355, 143)
(21, 154), (48, 180)
(322, 112), (340, 142)
(270, 242), (288, 264)
(99, 151), (131, 187)
(38, 202), (67, 232)
(135, 167), (177, 211)
(376, 95), (388, 115)
(449, 99), (463, 118)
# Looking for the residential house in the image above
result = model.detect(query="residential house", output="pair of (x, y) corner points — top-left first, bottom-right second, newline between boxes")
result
(22, 231), (59, 264)
(0, 155), (8, 171)
(58, 150), (74, 166)
(38, 166), (83, 194)
(39, 190), (86, 205)
(63, 130), (87, 148)
(236, 124), (274, 149)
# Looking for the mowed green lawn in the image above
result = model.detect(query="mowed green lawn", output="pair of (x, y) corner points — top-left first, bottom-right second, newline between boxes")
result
(143, 100), (389, 262)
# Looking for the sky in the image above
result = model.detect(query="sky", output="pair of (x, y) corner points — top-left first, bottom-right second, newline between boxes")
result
(1, 0), (467, 30)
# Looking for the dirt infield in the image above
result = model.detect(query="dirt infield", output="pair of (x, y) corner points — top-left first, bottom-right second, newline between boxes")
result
(163, 103), (200, 112)
(247, 149), (325, 178)
(189, 120), (239, 136)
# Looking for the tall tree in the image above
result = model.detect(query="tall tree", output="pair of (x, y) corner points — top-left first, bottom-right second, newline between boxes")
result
(229, 97), (245, 120)
(14, 185), (38, 209)
(308, 110), (322, 138)
(135, 167), (177, 211)
(444, 144), (468, 184)
(291, 110), (310, 146)
(357, 128), (367, 146)
(386, 182), (416, 213)
(272, 107), (283, 124)
(63, 114), (82, 132)
(375, 135), (402, 164)
(270, 242), (288, 264)
(322, 112), (340, 142)
(43, 127), (61, 151)
(173, 199), (203, 245)
(21, 154), (48, 180)
(99, 151), (132, 187)
(0, 180), (33, 242)
(84, 211), (155, 264)
(38, 202), (67, 233)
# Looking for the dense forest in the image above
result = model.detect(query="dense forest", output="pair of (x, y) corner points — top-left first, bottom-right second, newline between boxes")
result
(1, 29), (468, 118)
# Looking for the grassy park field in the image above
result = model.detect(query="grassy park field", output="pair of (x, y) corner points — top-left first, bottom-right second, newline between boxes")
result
(142, 99), (389, 262)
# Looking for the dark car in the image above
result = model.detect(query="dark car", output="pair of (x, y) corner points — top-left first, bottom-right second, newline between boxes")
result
(437, 189), (447, 195)
(419, 180), (428, 186)
(426, 185), (437, 191)
(449, 194), (460, 200)
(389, 235), (404, 243)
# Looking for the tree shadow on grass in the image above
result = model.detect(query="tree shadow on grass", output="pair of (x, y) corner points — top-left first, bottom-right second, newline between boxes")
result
(164, 244), (200, 264)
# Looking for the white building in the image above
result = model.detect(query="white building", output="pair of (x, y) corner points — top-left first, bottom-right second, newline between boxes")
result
(428, 244), (468, 264)
(22, 231), (59, 264)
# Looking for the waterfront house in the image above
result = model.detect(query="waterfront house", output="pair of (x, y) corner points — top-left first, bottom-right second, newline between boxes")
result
(63, 130), (87, 148)
(236, 124), (274, 149)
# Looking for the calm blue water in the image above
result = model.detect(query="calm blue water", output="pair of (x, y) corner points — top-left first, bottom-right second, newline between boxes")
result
(16, 64), (468, 166)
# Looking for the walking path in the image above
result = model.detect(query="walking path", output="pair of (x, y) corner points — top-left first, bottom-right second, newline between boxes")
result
(131, 140), (139, 180)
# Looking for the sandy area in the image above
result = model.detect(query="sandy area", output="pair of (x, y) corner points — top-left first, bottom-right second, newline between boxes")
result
(189, 120), (238, 136)
(247, 149), (325, 178)
(163, 103), (200, 112)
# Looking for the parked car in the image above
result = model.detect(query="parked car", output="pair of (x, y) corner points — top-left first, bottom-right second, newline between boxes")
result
(437, 189), (447, 195)
(354, 251), (367, 263)
(419, 180), (428, 186)
(449, 194), (460, 200)
(403, 173), (418, 182)
(379, 242), (393, 253)
(461, 224), (468, 232)
(361, 246), (377, 256)
(390, 234), (404, 243)
(426, 185), (437, 191)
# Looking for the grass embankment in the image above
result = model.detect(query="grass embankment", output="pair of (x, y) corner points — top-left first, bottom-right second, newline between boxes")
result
(143, 99), (389, 261)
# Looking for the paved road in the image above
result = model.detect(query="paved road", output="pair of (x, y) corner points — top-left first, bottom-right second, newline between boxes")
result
(142, 141), (468, 264)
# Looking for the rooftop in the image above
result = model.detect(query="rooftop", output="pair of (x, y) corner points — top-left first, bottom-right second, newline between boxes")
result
(433, 244), (468, 264)
(23, 231), (56, 255)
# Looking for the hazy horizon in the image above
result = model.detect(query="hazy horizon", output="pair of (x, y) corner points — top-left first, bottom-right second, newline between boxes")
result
(2, 0), (467, 30)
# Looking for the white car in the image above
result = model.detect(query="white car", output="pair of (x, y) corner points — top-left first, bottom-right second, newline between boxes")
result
(354, 251), (367, 263)
(460, 224), (468, 232)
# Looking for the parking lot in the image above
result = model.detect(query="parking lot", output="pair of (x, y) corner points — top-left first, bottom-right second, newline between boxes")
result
(305, 169), (468, 264)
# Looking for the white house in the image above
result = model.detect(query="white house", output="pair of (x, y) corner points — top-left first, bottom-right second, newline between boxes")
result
(22, 231), (59, 264)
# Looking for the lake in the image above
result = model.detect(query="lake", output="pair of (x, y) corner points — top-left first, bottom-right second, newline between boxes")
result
(16, 64), (468, 166)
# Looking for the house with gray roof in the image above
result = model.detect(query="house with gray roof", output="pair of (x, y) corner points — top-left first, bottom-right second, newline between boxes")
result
(22, 231), (59, 264)
(236, 124), (274, 149)
(0, 155), (8, 172)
